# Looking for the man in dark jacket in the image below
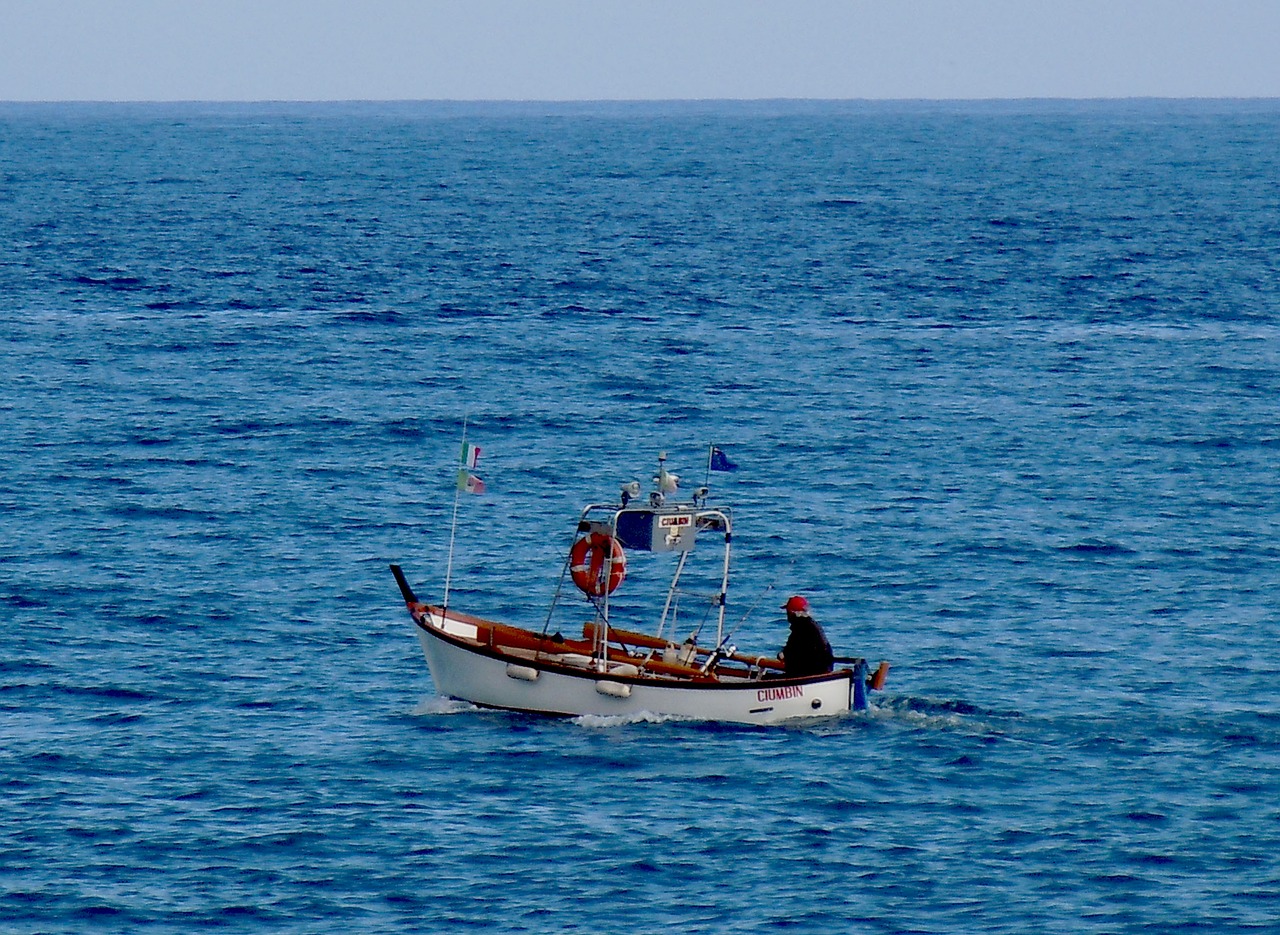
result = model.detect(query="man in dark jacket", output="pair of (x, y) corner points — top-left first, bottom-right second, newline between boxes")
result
(778, 595), (834, 677)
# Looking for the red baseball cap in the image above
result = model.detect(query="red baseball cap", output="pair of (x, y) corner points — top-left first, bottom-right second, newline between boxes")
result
(782, 595), (809, 613)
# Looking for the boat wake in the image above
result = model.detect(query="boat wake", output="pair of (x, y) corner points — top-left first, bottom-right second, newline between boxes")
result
(871, 695), (1022, 734)
(571, 710), (696, 729)
(411, 695), (481, 717)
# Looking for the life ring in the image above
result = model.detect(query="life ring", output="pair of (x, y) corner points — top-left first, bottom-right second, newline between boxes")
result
(569, 533), (626, 597)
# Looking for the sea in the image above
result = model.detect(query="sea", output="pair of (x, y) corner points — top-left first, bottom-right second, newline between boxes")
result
(2, 99), (1278, 934)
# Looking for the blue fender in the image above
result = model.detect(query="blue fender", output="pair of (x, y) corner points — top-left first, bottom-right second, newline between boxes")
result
(852, 659), (869, 711)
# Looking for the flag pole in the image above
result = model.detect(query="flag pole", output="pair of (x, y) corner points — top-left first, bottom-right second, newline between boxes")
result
(442, 414), (467, 611)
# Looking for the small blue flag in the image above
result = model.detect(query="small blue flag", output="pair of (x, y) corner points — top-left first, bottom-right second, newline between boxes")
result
(709, 446), (738, 472)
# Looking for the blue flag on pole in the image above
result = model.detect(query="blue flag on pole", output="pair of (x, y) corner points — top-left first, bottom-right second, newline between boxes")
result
(709, 446), (738, 472)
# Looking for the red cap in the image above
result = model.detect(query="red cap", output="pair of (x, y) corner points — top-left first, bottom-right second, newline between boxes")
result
(782, 595), (810, 613)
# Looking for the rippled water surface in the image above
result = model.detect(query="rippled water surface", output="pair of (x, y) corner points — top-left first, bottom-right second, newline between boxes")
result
(3, 101), (1279, 933)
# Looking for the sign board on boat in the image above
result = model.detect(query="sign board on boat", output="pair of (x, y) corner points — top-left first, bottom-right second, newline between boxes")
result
(615, 508), (697, 553)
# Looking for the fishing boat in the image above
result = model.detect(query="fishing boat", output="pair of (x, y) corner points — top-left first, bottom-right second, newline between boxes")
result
(391, 452), (887, 725)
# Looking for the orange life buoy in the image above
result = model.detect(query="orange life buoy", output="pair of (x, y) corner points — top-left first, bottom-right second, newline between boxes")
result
(569, 533), (626, 597)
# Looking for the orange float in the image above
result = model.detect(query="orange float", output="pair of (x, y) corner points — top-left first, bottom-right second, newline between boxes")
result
(569, 533), (626, 596)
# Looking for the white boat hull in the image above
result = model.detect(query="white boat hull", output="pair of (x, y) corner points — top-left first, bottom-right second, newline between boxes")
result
(415, 612), (855, 725)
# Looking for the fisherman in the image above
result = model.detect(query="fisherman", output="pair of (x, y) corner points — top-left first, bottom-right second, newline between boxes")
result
(777, 595), (834, 677)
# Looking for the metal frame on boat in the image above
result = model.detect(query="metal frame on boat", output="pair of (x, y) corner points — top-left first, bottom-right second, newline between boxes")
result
(391, 452), (886, 725)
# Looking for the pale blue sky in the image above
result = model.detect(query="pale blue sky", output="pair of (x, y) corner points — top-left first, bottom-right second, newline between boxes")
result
(3, 0), (1279, 101)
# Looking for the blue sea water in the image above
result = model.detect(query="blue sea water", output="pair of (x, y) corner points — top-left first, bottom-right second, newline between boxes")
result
(2, 99), (1279, 933)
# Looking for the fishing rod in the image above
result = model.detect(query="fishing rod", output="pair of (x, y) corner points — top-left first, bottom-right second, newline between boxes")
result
(688, 557), (794, 645)
(697, 561), (794, 674)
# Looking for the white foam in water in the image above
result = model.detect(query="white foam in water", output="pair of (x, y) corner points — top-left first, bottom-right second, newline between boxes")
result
(570, 709), (699, 728)
(411, 695), (480, 717)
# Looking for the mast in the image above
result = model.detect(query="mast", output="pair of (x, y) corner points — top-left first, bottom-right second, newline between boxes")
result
(442, 415), (468, 610)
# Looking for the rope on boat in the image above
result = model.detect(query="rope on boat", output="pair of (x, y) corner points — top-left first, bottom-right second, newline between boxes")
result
(539, 530), (580, 650)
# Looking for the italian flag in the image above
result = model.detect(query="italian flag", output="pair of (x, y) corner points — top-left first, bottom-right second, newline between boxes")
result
(457, 470), (486, 495)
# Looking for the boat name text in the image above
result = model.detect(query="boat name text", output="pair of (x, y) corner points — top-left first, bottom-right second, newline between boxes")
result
(757, 685), (804, 702)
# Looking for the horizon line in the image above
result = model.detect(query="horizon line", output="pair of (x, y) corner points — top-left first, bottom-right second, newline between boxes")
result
(5, 95), (1280, 106)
